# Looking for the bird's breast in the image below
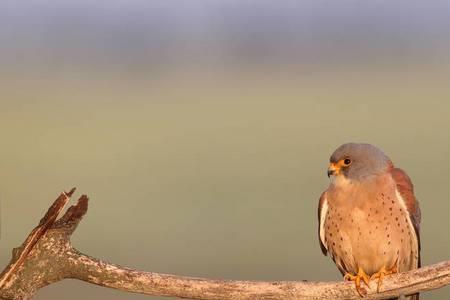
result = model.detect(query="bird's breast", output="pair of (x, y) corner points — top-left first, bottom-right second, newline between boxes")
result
(324, 174), (413, 275)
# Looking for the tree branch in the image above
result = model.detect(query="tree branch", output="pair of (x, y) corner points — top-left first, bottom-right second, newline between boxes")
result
(0, 190), (448, 300)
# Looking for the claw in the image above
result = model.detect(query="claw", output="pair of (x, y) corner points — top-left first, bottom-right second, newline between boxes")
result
(344, 267), (370, 297)
(370, 264), (398, 292)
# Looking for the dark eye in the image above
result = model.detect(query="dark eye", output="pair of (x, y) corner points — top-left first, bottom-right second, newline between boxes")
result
(344, 158), (352, 165)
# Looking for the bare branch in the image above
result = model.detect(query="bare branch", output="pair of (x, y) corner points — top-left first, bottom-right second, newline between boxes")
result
(65, 254), (450, 300)
(0, 190), (448, 300)
(0, 188), (75, 289)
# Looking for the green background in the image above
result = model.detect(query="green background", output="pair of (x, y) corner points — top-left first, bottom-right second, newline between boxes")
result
(1, 1), (449, 299)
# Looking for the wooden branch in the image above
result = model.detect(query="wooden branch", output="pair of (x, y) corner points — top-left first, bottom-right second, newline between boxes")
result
(0, 190), (449, 300)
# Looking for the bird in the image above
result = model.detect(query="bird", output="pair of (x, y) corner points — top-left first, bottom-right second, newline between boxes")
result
(317, 143), (421, 299)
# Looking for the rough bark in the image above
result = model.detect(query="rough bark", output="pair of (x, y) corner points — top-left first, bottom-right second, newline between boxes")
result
(0, 190), (448, 300)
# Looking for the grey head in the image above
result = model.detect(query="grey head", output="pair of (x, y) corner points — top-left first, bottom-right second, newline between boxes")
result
(328, 143), (392, 181)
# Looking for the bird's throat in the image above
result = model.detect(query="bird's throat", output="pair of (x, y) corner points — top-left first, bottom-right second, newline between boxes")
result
(330, 175), (353, 188)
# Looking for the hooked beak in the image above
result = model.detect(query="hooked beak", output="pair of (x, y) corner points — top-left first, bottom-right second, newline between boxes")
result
(327, 169), (334, 178)
(327, 163), (340, 178)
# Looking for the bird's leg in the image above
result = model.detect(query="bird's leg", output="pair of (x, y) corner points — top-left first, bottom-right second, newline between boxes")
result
(370, 264), (398, 292)
(344, 267), (370, 297)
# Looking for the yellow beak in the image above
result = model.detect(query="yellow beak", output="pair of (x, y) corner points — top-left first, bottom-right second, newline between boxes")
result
(327, 163), (341, 177)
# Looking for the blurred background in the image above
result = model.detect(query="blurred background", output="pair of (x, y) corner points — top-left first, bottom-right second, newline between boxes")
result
(1, 1), (449, 299)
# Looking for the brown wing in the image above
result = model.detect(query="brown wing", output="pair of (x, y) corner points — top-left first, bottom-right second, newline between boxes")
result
(318, 191), (328, 256)
(390, 167), (421, 267)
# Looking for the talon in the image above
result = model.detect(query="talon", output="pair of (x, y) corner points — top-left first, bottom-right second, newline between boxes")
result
(370, 264), (398, 292)
(370, 270), (384, 292)
(344, 267), (370, 297)
(358, 273), (370, 289)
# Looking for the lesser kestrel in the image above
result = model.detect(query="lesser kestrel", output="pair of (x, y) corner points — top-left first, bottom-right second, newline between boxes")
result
(318, 143), (421, 299)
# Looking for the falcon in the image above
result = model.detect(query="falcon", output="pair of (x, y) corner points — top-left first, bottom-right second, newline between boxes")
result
(318, 143), (421, 299)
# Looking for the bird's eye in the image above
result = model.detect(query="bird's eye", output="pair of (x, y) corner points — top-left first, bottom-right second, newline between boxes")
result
(343, 158), (352, 165)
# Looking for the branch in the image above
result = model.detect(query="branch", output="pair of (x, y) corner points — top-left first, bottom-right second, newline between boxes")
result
(0, 190), (448, 300)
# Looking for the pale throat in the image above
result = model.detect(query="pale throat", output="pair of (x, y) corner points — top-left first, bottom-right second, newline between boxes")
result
(330, 174), (354, 188)
(330, 171), (389, 191)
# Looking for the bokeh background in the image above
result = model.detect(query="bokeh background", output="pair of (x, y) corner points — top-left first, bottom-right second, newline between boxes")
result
(1, 1), (449, 299)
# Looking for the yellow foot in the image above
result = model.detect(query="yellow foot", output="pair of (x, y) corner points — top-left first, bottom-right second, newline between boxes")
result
(370, 264), (398, 292)
(344, 267), (370, 297)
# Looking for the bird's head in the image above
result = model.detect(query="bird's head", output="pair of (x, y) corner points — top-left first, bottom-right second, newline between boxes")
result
(328, 143), (392, 183)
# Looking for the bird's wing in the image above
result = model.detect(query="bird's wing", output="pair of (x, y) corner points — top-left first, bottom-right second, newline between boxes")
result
(318, 191), (328, 255)
(390, 167), (421, 268)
